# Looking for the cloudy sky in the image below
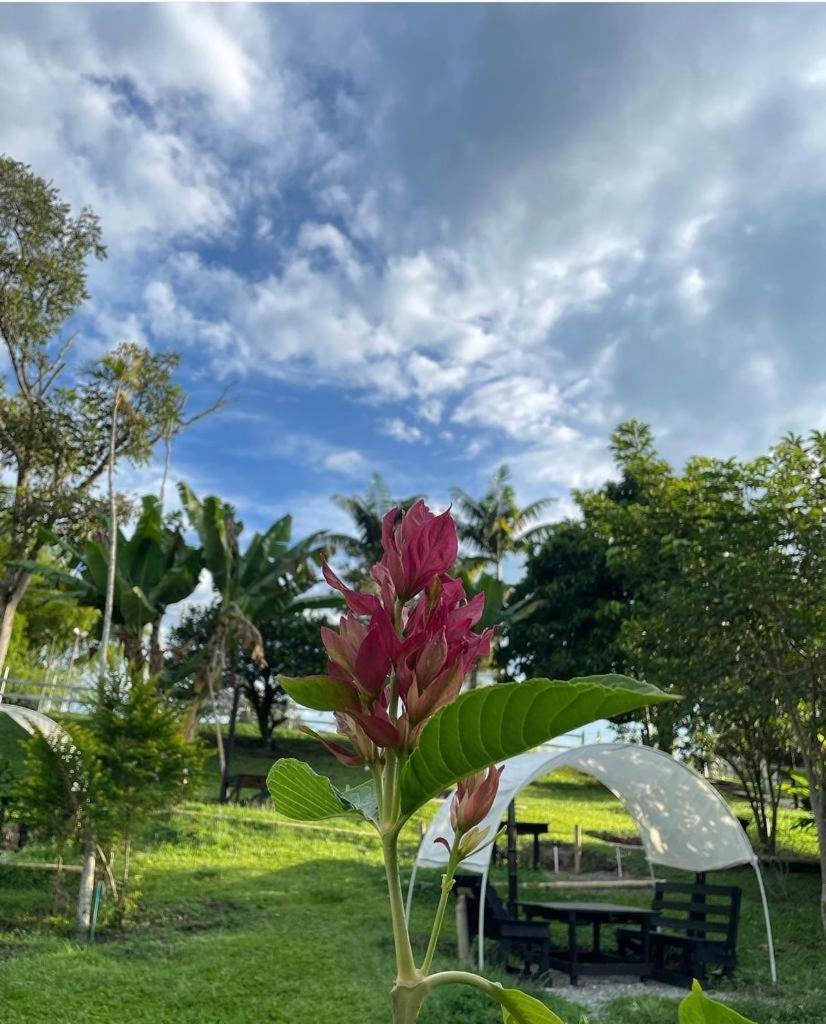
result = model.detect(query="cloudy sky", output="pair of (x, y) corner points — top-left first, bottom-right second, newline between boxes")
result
(3, 4), (826, 544)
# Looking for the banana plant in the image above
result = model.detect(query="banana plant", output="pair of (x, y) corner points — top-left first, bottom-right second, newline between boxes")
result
(175, 483), (332, 755)
(21, 494), (201, 672)
(266, 500), (719, 1024)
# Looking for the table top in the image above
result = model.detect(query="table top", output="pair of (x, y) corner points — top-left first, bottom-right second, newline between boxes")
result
(499, 822), (549, 834)
(518, 900), (653, 917)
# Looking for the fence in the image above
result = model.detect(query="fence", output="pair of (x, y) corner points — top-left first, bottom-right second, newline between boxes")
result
(0, 669), (95, 716)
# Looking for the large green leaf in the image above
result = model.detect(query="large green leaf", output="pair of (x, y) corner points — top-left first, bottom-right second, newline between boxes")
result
(267, 759), (378, 824)
(678, 981), (755, 1024)
(279, 674), (357, 712)
(491, 986), (564, 1024)
(400, 675), (676, 816)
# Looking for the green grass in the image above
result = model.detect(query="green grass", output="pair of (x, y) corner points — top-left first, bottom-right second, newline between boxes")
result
(1, 725), (824, 1023)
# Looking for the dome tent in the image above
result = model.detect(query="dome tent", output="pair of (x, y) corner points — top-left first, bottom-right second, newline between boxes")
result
(407, 742), (776, 982)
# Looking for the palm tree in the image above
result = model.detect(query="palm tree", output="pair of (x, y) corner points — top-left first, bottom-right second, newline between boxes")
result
(454, 567), (542, 688)
(450, 465), (554, 579)
(84, 343), (182, 675)
(24, 495), (202, 673)
(175, 484), (332, 765)
(329, 474), (421, 584)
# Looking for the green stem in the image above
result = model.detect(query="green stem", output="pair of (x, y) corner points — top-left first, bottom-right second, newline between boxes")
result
(422, 970), (499, 997)
(420, 843), (460, 974)
(383, 829), (418, 983)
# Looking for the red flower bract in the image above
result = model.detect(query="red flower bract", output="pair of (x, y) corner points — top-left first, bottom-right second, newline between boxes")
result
(450, 765), (504, 832)
(307, 501), (494, 760)
(380, 499), (459, 601)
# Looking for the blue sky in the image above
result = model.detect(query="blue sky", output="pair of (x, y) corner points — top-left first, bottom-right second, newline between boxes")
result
(4, 4), (826, 551)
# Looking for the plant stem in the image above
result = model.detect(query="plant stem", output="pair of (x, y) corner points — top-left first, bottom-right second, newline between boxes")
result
(420, 844), (460, 975)
(382, 829), (418, 983)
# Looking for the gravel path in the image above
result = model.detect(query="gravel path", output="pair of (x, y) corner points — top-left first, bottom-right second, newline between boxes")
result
(540, 972), (721, 1011)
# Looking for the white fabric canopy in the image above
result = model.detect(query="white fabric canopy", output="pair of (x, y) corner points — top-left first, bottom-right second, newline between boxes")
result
(408, 742), (776, 981)
(0, 704), (67, 741)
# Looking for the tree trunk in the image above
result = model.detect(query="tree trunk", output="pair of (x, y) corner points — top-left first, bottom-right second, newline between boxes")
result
(148, 621), (163, 675)
(99, 389), (120, 677)
(181, 695), (205, 742)
(75, 835), (97, 939)
(0, 570), (31, 676)
(805, 768), (826, 931)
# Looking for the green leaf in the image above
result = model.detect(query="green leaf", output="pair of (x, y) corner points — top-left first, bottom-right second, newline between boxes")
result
(267, 758), (379, 824)
(278, 674), (357, 712)
(268, 759), (348, 820)
(678, 981), (755, 1024)
(338, 779), (380, 824)
(400, 675), (676, 816)
(491, 986), (564, 1024)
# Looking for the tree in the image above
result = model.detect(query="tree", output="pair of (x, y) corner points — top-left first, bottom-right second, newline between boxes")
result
(587, 424), (826, 922)
(174, 484), (331, 766)
(231, 608), (326, 748)
(454, 568), (541, 688)
(499, 519), (626, 683)
(0, 157), (188, 674)
(450, 465), (553, 579)
(26, 494), (202, 673)
(17, 664), (199, 933)
(83, 343), (184, 674)
(329, 474), (421, 585)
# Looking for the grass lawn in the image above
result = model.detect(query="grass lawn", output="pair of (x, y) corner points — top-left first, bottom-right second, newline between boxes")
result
(1, 720), (824, 1023)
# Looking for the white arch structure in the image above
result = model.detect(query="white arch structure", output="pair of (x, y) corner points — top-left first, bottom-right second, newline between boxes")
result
(407, 743), (776, 983)
(0, 703), (68, 741)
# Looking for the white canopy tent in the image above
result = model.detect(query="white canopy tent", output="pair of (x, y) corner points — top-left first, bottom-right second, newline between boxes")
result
(407, 742), (776, 982)
(0, 703), (68, 741)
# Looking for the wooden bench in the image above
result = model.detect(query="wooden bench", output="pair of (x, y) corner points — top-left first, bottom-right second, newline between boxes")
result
(453, 874), (552, 979)
(618, 880), (741, 986)
(225, 773), (269, 805)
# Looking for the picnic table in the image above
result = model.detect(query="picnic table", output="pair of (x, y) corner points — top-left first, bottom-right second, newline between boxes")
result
(518, 900), (654, 985)
(491, 821), (549, 869)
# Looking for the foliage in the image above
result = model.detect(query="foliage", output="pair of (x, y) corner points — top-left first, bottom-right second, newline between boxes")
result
(578, 424), (826, 920)
(329, 473), (421, 585)
(450, 464), (553, 579)
(24, 495), (201, 671)
(235, 610), (326, 747)
(16, 665), (200, 917)
(679, 981), (755, 1024)
(172, 483), (331, 743)
(0, 156), (192, 677)
(500, 519), (626, 683)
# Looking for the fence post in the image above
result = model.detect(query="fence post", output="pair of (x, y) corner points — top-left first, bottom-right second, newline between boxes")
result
(573, 824), (582, 874)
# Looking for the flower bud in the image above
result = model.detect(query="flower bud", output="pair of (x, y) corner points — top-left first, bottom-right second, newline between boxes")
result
(449, 765), (504, 833)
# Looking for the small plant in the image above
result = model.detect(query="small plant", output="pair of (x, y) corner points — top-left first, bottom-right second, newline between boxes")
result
(269, 500), (728, 1023)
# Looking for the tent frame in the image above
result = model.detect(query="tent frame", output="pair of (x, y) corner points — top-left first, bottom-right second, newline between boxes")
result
(406, 742), (777, 983)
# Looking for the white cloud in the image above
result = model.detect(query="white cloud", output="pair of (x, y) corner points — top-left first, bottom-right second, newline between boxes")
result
(322, 449), (367, 476)
(380, 418), (423, 443)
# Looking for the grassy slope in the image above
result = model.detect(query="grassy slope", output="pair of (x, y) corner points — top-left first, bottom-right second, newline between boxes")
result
(0, 724), (823, 1023)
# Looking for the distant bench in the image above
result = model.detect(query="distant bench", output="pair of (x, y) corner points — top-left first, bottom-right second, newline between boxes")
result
(225, 773), (269, 805)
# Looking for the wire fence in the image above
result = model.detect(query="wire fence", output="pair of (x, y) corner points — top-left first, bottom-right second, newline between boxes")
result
(0, 669), (95, 716)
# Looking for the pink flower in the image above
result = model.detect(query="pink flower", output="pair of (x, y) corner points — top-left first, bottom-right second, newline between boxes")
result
(322, 563), (382, 616)
(322, 611), (399, 700)
(450, 765), (504, 833)
(397, 574), (494, 725)
(380, 500), (459, 601)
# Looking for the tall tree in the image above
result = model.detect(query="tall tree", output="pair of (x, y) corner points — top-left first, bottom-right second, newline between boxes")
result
(329, 474), (421, 584)
(499, 518), (627, 683)
(83, 343), (184, 674)
(25, 494), (202, 673)
(175, 484), (331, 763)
(589, 424), (826, 922)
(0, 157), (184, 673)
(450, 465), (553, 579)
